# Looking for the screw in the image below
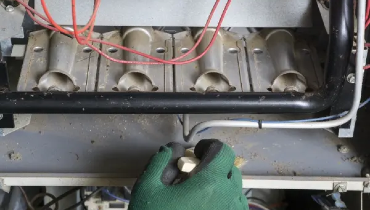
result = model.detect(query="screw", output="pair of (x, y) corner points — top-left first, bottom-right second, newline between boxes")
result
(347, 73), (356, 84)
(364, 182), (370, 187)
(338, 145), (349, 154)
(5, 5), (14, 12)
(336, 183), (347, 192)
(0, 114), (3, 120)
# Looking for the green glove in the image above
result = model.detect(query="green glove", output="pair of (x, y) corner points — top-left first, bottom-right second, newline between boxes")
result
(129, 139), (249, 210)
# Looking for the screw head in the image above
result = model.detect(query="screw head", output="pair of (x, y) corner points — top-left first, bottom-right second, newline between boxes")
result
(347, 73), (356, 84)
(336, 184), (346, 192)
(364, 182), (370, 187)
(335, 183), (347, 192)
(5, 5), (14, 12)
(338, 145), (349, 154)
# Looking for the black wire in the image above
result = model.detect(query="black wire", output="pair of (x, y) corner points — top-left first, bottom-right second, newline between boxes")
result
(79, 188), (88, 210)
(40, 187), (82, 210)
(31, 193), (59, 210)
(19, 187), (35, 210)
(176, 115), (183, 125)
(63, 187), (102, 210)
(244, 189), (252, 196)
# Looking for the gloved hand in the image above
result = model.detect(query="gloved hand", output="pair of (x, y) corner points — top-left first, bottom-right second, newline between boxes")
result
(129, 139), (249, 210)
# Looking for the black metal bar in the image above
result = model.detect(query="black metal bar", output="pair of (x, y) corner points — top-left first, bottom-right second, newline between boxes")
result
(0, 0), (354, 114)
(329, 53), (356, 131)
(0, 62), (15, 127)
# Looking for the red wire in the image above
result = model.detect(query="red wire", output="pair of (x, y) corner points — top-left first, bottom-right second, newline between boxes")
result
(44, 0), (227, 64)
(71, 0), (100, 45)
(17, 0), (99, 36)
(17, 0), (50, 22)
(367, 0), (370, 20)
(26, 10), (57, 31)
(40, 0), (100, 35)
(70, 0), (230, 65)
(18, 0), (232, 65)
(86, 0), (232, 65)
(25, 0), (370, 67)
(366, 0), (370, 27)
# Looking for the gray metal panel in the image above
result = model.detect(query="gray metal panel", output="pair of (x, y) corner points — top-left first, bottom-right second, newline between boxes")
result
(0, 2), (25, 41)
(34, 0), (313, 27)
(0, 114), (365, 178)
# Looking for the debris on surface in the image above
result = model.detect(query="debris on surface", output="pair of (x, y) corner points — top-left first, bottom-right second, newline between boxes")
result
(272, 161), (292, 175)
(345, 156), (367, 164)
(8, 151), (22, 161)
(337, 145), (350, 154)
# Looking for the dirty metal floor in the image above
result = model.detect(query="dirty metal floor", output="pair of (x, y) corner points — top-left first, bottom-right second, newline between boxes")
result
(0, 112), (368, 178)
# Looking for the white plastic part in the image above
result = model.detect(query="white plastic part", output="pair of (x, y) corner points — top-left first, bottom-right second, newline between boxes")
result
(177, 157), (200, 173)
(85, 196), (128, 210)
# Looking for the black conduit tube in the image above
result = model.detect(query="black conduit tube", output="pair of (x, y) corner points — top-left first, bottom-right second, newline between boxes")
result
(0, 0), (354, 114)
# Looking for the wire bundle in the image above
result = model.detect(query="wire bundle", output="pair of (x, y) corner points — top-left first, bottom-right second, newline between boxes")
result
(366, 0), (370, 28)
(14, 0), (232, 65)
(363, 0), (370, 69)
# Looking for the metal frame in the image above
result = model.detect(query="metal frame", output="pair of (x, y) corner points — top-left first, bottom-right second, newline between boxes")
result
(1, 174), (369, 192)
(0, 0), (354, 114)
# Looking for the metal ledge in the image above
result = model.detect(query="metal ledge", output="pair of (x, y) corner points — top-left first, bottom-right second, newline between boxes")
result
(1, 174), (368, 192)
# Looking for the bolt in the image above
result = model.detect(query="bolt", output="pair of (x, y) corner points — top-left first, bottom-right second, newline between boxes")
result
(5, 5), (14, 12)
(336, 184), (347, 192)
(366, 173), (370, 178)
(347, 73), (356, 84)
(364, 182), (370, 188)
(337, 186), (345, 192)
(338, 145), (349, 154)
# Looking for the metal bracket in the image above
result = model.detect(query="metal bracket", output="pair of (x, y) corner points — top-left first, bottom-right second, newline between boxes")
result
(333, 182), (347, 192)
(363, 182), (370, 193)
(0, 62), (15, 128)
(0, 178), (10, 193)
(333, 48), (368, 138)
